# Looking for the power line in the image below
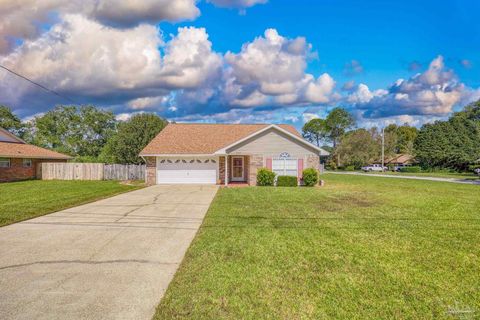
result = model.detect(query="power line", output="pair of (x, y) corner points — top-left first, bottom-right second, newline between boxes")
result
(0, 64), (78, 104)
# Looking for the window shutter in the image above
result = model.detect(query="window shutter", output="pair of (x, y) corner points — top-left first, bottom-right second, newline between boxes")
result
(297, 158), (304, 180)
(266, 158), (272, 170)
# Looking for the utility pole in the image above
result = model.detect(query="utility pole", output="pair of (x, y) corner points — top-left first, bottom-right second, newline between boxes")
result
(381, 127), (385, 170)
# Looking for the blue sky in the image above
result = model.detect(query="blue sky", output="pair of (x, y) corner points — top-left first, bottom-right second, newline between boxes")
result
(163, 0), (480, 88)
(0, 0), (479, 128)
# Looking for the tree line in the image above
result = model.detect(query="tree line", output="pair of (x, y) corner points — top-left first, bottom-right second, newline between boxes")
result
(0, 105), (167, 164)
(2, 100), (479, 170)
(302, 100), (480, 172)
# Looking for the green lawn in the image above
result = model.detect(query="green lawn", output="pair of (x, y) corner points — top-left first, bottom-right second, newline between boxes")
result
(362, 171), (478, 180)
(155, 175), (480, 319)
(0, 180), (142, 227)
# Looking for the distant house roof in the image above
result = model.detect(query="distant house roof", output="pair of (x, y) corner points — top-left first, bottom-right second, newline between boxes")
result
(140, 123), (326, 155)
(0, 127), (72, 159)
(385, 154), (415, 165)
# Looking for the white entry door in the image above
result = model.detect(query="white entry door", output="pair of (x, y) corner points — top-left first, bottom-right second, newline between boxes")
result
(156, 158), (217, 184)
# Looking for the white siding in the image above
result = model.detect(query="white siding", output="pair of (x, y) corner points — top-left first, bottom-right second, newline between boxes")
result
(227, 129), (318, 157)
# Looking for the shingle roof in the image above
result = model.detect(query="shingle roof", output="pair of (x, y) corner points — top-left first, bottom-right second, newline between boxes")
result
(385, 154), (415, 164)
(0, 142), (72, 159)
(140, 123), (301, 155)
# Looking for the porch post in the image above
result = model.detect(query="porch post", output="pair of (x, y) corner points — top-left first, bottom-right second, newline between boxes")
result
(224, 154), (228, 186)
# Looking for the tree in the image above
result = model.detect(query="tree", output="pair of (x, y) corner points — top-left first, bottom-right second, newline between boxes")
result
(100, 113), (167, 164)
(335, 128), (381, 168)
(0, 105), (24, 136)
(31, 105), (116, 157)
(385, 124), (418, 154)
(302, 118), (328, 146)
(414, 100), (480, 170)
(325, 107), (355, 148)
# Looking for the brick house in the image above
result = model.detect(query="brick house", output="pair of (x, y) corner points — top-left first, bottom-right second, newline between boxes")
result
(0, 127), (71, 182)
(140, 123), (329, 186)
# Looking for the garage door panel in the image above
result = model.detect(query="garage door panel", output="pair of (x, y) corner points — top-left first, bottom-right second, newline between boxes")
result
(156, 158), (217, 184)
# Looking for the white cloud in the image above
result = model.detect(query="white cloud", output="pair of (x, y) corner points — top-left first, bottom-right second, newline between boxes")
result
(347, 84), (387, 104)
(0, 16), (222, 115)
(0, 0), (200, 54)
(127, 96), (168, 110)
(351, 56), (466, 118)
(116, 112), (134, 121)
(302, 113), (319, 122)
(207, 0), (267, 9)
(159, 27), (223, 89)
(223, 28), (336, 107)
(1, 15), (163, 98)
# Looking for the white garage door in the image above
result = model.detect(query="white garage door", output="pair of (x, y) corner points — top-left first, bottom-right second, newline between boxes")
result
(156, 157), (218, 184)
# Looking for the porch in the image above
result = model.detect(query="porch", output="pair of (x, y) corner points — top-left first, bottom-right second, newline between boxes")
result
(219, 155), (258, 186)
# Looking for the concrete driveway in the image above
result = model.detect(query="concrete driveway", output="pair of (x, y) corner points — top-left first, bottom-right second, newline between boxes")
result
(0, 184), (218, 320)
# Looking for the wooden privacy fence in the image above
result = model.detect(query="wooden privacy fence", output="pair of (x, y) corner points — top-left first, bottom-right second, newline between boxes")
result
(104, 164), (145, 180)
(40, 163), (145, 181)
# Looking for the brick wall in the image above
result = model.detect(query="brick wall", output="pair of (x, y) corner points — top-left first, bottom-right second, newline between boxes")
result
(219, 156), (225, 184)
(145, 157), (156, 185)
(248, 154), (263, 186)
(0, 158), (67, 182)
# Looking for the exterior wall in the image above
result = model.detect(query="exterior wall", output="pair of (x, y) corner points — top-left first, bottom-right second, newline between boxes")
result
(145, 156), (156, 185)
(219, 156), (226, 184)
(227, 128), (318, 157)
(248, 154), (264, 186)
(0, 158), (66, 182)
(306, 154), (320, 171)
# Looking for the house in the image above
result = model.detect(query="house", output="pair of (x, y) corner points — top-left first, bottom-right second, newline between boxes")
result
(385, 154), (416, 166)
(0, 127), (72, 182)
(140, 123), (329, 185)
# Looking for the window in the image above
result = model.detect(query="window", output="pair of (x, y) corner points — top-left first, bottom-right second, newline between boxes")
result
(0, 158), (10, 168)
(272, 158), (297, 177)
(23, 159), (32, 167)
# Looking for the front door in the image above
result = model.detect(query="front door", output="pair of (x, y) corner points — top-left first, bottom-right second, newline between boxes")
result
(231, 156), (244, 182)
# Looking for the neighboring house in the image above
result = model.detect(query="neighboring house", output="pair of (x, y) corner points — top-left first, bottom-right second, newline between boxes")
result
(385, 154), (416, 166)
(140, 123), (329, 185)
(0, 127), (71, 182)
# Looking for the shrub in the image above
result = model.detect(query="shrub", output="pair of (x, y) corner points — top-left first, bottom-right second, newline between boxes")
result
(277, 175), (298, 187)
(326, 159), (337, 170)
(256, 168), (275, 186)
(400, 166), (422, 173)
(468, 164), (480, 172)
(302, 168), (319, 187)
(345, 165), (355, 171)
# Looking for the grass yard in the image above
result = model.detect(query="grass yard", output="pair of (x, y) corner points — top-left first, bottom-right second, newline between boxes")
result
(364, 171), (479, 180)
(0, 180), (143, 227)
(155, 175), (480, 319)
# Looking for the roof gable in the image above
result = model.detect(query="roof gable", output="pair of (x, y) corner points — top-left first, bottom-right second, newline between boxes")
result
(217, 124), (328, 155)
(140, 123), (302, 155)
(0, 127), (24, 143)
(0, 127), (71, 159)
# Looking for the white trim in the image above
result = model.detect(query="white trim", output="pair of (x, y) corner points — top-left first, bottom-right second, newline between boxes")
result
(224, 155), (228, 186)
(141, 153), (215, 157)
(214, 125), (330, 156)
